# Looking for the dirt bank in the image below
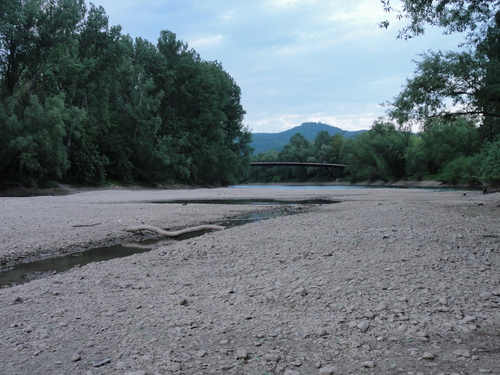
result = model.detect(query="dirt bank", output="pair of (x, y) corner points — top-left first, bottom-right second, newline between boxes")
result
(0, 187), (499, 374)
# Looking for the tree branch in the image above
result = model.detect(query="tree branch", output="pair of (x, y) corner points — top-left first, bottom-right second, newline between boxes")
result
(125, 224), (225, 237)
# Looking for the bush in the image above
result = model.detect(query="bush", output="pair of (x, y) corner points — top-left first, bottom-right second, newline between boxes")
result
(438, 156), (478, 184)
(477, 140), (500, 186)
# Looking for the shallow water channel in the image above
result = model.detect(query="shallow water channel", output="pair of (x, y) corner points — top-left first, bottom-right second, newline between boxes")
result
(0, 198), (337, 288)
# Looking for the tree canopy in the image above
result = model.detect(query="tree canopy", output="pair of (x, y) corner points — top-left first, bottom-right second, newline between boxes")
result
(380, 0), (500, 41)
(0, 0), (252, 188)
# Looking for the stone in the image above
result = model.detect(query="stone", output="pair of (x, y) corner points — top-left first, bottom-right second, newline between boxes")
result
(480, 292), (492, 300)
(453, 349), (471, 358)
(357, 320), (370, 332)
(319, 365), (338, 374)
(422, 352), (435, 360)
(71, 353), (81, 362)
(195, 350), (207, 358)
(374, 302), (387, 311)
(285, 369), (300, 375)
(362, 360), (376, 368)
(264, 353), (280, 362)
(166, 362), (181, 372)
(236, 348), (248, 359)
(397, 324), (407, 333)
(458, 315), (476, 324)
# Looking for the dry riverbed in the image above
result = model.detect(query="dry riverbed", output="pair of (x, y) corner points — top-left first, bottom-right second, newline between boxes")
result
(0, 186), (499, 374)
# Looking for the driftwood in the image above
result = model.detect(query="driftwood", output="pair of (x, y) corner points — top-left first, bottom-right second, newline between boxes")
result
(125, 224), (224, 237)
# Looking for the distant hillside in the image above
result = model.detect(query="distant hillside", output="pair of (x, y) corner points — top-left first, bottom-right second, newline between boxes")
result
(250, 122), (365, 154)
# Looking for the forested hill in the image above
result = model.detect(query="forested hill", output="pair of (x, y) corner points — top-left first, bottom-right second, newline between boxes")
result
(251, 122), (365, 154)
(0, 1), (252, 188)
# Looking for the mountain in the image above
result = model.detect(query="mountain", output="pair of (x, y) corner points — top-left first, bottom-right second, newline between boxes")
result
(250, 122), (365, 154)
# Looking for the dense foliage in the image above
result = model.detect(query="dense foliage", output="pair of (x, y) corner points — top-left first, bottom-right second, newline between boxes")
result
(250, 117), (498, 186)
(0, 0), (252, 188)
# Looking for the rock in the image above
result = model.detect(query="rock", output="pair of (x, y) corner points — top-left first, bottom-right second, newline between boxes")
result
(442, 322), (454, 330)
(397, 324), (407, 333)
(319, 365), (338, 374)
(71, 353), (81, 362)
(125, 372), (146, 375)
(179, 298), (188, 306)
(480, 292), (492, 300)
(422, 352), (435, 360)
(195, 350), (207, 358)
(236, 348), (248, 359)
(375, 302), (387, 311)
(264, 353), (281, 362)
(458, 315), (476, 324)
(362, 360), (376, 368)
(166, 362), (181, 372)
(453, 349), (471, 358)
(357, 320), (370, 332)
(318, 328), (328, 337)
(285, 370), (300, 375)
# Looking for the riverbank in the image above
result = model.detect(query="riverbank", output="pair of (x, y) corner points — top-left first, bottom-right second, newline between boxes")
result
(0, 187), (499, 374)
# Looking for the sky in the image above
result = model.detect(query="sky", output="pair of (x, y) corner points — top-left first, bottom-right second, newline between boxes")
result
(88, 0), (465, 133)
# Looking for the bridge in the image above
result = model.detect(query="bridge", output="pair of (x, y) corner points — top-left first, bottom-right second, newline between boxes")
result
(250, 162), (347, 168)
(250, 161), (347, 177)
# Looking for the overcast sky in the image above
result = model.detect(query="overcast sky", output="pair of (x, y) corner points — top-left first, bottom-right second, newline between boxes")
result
(89, 0), (464, 133)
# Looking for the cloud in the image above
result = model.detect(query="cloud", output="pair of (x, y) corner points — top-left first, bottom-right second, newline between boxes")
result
(89, 0), (465, 134)
(189, 34), (225, 49)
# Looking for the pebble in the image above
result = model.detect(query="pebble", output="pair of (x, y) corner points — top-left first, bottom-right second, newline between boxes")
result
(453, 349), (471, 358)
(397, 324), (407, 333)
(264, 353), (281, 362)
(362, 360), (376, 368)
(236, 348), (248, 359)
(284, 370), (300, 375)
(480, 292), (492, 300)
(458, 315), (476, 324)
(357, 320), (370, 332)
(422, 352), (435, 360)
(166, 362), (181, 372)
(374, 302), (387, 311)
(319, 365), (338, 374)
(71, 353), (81, 362)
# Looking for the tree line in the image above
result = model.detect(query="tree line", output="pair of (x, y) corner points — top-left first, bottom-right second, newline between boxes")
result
(250, 117), (498, 186)
(0, 0), (252, 188)
(252, 1), (500, 187)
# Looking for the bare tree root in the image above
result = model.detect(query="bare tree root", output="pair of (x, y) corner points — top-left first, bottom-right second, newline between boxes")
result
(125, 224), (225, 237)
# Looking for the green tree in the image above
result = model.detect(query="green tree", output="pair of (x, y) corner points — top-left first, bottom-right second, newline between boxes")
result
(380, 0), (499, 41)
(278, 133), (313, 181)
(342, 120), (411, 182)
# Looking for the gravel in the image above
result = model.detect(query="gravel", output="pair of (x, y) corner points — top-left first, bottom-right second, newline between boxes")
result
(0, 186), (499, 374)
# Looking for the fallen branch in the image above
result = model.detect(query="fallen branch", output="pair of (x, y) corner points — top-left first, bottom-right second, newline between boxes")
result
(125, 224), (224, 237)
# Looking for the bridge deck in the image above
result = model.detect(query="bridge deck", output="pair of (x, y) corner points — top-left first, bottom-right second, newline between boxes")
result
(250, 162), (347, 168)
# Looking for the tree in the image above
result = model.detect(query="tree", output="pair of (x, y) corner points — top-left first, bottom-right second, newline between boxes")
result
(387, 19), (500, 142)
(342, 120), (411, 182)
(0, 1), (251, 188)
(380, 0), (500, 41)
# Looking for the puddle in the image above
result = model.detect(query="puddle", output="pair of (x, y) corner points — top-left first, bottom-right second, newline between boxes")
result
(0, 207), (312, 288)
(1, 199), (339, 287)
(150, 198), (338, 205)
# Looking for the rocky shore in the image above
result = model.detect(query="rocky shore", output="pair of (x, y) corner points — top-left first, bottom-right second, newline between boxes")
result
(0, 186), (499, 374)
